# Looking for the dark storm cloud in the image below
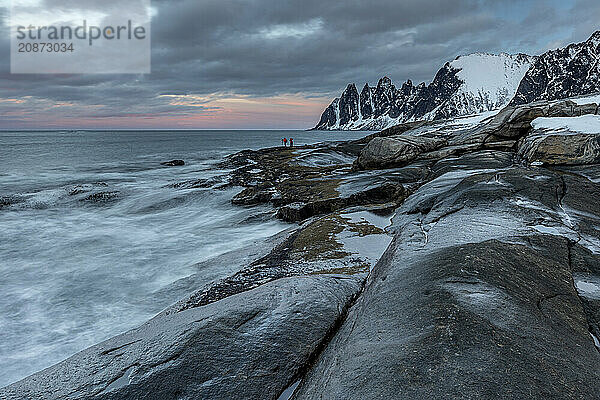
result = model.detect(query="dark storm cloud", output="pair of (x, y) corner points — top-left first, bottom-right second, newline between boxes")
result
(0, 0), (599, 126)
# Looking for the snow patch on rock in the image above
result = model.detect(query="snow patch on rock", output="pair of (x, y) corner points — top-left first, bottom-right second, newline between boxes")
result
(531, 115), (600, 134)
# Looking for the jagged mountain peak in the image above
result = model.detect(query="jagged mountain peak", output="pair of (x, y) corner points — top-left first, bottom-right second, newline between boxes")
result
(377, 76), (393, 87)
(314, 52), (534, 130)
(588, 30), (600, 44)
(400, 80), (414, 95)
(511, 31), (600, 106)
(342, 83), (359, 96)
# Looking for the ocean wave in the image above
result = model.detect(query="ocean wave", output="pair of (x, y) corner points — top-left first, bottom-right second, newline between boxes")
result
(0, 182), (123, 211)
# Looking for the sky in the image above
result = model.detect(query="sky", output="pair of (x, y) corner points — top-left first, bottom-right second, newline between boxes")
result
(0, 0), (599, 130)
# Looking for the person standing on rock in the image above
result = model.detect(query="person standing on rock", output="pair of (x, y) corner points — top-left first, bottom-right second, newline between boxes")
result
(290, 138), (294, 147)
(283, 138), (288, 147)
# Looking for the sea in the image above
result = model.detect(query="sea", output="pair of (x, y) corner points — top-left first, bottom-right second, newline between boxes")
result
(0, 129), (370, 388)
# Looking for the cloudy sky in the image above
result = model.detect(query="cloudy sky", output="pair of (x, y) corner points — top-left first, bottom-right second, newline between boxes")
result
(1, 0), (600, 129)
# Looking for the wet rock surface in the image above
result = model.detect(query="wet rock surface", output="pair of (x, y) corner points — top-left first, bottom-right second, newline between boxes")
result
(160, 160), (185, 167)
(80, 191), (120, 203)
(174, 207), (393, 312)
(6, 97), (600, 399)
(0, 195), (24, 209)
(1, 276), (363, 400)
(222, 143), (414, 222)
(295, 237), (600, 399)
(293, 165), (600, 399)
(275, 182), (405, 222)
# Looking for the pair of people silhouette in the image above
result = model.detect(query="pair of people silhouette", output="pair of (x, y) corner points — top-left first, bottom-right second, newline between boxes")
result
(281, 137), (294, 147)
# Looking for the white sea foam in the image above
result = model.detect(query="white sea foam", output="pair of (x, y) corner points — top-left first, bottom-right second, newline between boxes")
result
(0, 129), (371, 388)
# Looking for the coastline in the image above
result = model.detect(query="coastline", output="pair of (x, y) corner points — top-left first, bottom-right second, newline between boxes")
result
(4, 98), (600, 398)
(0, 129), (369, 388)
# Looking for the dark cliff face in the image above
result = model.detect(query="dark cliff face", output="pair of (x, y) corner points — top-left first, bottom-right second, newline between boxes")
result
(314, 33), (600, 130)
(371, 77), (400, 119)
(314, 77), (418, 130)
(411, 62), (463, 120)
(315, 98), (339, 129)
(511, 31), (600, 105)
(360, 83), (374, 120)
(338, 84), (360, 126)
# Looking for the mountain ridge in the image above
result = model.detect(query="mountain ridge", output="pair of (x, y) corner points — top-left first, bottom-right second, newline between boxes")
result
(314, 31), (600, 130)
(511, 31), (600, 105)
(313, 52), (534, 130)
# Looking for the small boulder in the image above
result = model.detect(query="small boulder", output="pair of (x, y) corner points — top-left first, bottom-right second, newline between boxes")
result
(518, 131), (600, 165)
(356, 135), (447, 170)
(161, 160), (185, 167)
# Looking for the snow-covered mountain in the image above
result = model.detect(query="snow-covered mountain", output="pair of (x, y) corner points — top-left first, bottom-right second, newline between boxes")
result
(313, 53), (534, 130)
(511, 31), (600, 105)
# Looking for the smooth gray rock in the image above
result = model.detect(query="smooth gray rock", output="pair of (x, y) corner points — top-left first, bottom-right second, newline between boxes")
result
(518, 130), (600, 165)
(571, 244), (600, 349)
(1, 275), (363, 400)
(428, 150), (514, 180)
(293, 167), (600, 400)
(357, 135), (447, 169)
(559, 172), (600, 347)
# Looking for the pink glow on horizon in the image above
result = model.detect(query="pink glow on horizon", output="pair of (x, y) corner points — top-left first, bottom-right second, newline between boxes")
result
(0, 94), (333, 130)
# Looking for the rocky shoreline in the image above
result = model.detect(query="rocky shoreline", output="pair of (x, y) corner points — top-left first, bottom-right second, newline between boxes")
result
(3, 97), (600, 399)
